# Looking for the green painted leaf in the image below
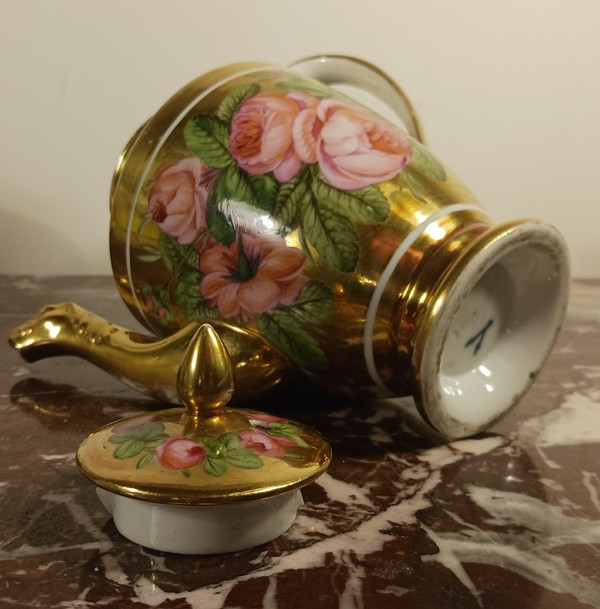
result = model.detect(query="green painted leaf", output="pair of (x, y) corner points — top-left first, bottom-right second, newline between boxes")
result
(196, 303), (220, 320)
(114, 439), (145, 460)
(218, 83), (260, 123)
(109, 433), (135, 444)
(139, 422), (167, 441)
(268, 423), (310, 448)
(218, 432), (241, 451)
(137, 213), (153, 235)
(226, 447), (263, 469)
(143, 437), (169, 449)
(403, 170), (427, 203)
(206, 167), (279, 242)
(184, 115), (233, 169)
(410, 140), (446, 181)
(137, 453), (154, 469)
(218, 164), (277, 212)
(287, 281), (334, 325)
(279, 432), (309, 448)
(137, 253), (162, 263)
(298, 227), (315, 264)
(268, 422), (302, 435)
(200, 436), (225, 457)
(312, 174), (390, 224)
(258, 309), (328, 370)
(138, 244), (162, 263)
(204, 456), (227, 477)
(206, 179), (236, 245)
(273, 167), (311, 229)
(158, 232), (199, 272)
(248, 173), (278, 214)
(140, 244), (161, 254)
(175, 269), (207, 320)
(300, 199), (359, 273)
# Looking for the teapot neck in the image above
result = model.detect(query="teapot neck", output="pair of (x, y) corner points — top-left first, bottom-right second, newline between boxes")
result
(366, 205), (492, 396)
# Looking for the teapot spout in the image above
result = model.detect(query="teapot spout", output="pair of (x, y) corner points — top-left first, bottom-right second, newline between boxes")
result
(9, 302), (293, 405)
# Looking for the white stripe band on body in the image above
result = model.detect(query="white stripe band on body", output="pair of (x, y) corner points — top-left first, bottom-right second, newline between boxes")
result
(362, 203), (483, 394)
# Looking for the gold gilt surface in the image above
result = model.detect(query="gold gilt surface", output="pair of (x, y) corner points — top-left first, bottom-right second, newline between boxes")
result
(108, 61), (489, 402)
(77, 407), (331, 505)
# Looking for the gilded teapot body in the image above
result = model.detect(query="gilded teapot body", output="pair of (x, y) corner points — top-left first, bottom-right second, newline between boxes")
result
(12, 57), (569, 438)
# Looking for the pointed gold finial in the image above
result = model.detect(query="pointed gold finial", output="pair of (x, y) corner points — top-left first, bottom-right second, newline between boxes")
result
(176, 323), (235, 419)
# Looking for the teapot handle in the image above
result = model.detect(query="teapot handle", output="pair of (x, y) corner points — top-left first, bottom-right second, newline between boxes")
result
(288, 55), (425, 143)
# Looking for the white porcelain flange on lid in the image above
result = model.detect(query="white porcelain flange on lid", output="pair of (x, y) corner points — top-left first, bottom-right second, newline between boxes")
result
(77, 324), (331, 554)
(96, 487), (304, 555)
(413, 219), (570, 438)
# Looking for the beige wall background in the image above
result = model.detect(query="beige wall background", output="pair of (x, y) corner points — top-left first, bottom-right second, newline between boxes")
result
(1, 0), (598, 277)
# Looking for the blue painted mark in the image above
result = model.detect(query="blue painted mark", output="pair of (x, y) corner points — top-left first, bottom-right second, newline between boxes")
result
(464, 318), (494, 356)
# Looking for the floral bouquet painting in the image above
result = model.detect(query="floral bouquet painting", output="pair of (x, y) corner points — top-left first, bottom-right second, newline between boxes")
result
(135, 73), (443, 372)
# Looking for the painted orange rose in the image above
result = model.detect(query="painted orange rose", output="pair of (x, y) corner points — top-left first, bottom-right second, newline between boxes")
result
(200, 232), (308, 320)
(229, 92), (319, 182)
(149, 157), (215, 244)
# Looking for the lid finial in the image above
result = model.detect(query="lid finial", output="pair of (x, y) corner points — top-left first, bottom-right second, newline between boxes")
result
(176, 324), (235, 419)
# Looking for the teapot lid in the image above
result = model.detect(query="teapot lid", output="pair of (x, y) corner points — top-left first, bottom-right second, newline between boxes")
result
(77, 324), (330, 505)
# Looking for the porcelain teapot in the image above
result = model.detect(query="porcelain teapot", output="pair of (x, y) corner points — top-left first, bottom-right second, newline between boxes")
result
(11, 56), (569, 438)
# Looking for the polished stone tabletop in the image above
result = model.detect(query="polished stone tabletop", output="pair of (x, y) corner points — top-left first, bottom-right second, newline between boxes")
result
(1, 276), (599, 608)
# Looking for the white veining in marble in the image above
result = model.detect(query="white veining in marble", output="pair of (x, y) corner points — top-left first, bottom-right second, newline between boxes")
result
(379, 585), (411, 597)
(582, 471), (600, 513)
(40, 453), (76, 461)
(101, 553), (131, 586)
(424, 484), (600, 608)
(123, 435), (507, 608)
(12, 366), (31, 378)
(516, 390), (600, 449)
(315, 472), (373, 508)
(422, 522), (484, 607)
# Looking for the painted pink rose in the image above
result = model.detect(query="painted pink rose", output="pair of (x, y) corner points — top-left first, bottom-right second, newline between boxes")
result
(239, 429), (296, 458)
(154, 436), (206, 470)
(200, 232), (308, 320)
(229, 92), (319, 182)
(294, 99), (411, 190)
(144, 294), (168, 319)
(241, 411), (287, 425)
(148, 157), (215, 244)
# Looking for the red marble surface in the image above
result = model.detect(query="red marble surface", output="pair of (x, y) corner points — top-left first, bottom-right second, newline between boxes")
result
(1, 276), (599, 608)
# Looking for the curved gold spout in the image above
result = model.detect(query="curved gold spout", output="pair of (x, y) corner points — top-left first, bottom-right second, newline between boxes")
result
(9, 303), (293, 404)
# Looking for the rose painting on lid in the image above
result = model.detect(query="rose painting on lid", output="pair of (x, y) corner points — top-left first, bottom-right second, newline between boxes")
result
(107, 412), (311, 477)
(135, 71), (444, 372)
